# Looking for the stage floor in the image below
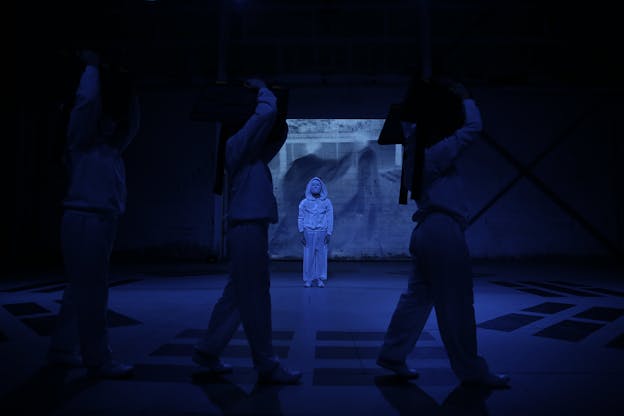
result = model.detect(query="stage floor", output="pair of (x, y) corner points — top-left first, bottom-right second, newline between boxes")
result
(1, 260), (623, 416)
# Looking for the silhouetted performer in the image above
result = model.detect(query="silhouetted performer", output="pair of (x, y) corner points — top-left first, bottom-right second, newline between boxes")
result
(298, 177), (333, 288)
(377, 80), (510, 389)
(47, 50), (139, 379)
(193, 79), (301, 385)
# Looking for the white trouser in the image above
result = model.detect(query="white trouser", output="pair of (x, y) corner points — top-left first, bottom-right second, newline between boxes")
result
(302, 229), (328, 283)
(195, 221), (279, 372)
(49, 210), (117, 367)
(379, 213), (489, 381)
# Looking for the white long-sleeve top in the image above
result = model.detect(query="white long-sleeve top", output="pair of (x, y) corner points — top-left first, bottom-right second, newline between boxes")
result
(63, 65), (140, 215)
(225, 87), (288, 224)
(404, 98), (482, 222)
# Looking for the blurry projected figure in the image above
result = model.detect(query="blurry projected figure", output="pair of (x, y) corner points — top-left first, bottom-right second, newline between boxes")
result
(47, 49), (139, 380)
(298, 177), (334, 288)
(377, 77), (510, 389)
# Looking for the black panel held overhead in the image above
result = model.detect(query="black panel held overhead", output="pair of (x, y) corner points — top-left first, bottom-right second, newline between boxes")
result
(190, 81), (289, 195)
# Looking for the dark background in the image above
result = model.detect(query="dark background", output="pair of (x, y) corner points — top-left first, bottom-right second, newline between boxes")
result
(8, 0), (624, 271)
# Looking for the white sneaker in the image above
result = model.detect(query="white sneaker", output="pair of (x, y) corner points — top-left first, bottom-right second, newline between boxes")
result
(317, 280), (325, 288)
(304, 281), (311, 288)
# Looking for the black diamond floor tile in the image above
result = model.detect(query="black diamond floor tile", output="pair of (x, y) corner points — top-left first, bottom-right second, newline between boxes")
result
(3, 302), (51, 316)
(522, 302), (575, 314)
(478, 313), (543, 332)
(534, 320), (604, 342)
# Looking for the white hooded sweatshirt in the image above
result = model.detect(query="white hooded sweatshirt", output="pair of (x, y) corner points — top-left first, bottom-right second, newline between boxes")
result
(298, 177), (334, 234)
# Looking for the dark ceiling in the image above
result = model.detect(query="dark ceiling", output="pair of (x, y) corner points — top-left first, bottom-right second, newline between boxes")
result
(15, 0), (623, 88)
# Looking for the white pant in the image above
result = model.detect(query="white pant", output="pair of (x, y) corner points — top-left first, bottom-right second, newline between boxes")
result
(379, 213), (489, 381)
(49, 210), (117, 367)
(195, 221), (279, 372)
(302, 229), (328, 283)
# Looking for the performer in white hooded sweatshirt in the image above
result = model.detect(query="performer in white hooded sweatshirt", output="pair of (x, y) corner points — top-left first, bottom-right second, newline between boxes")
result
(298, 177), (333, 288)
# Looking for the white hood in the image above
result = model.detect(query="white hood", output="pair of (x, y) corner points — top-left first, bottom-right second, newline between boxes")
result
(305, 177), (328, 200)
